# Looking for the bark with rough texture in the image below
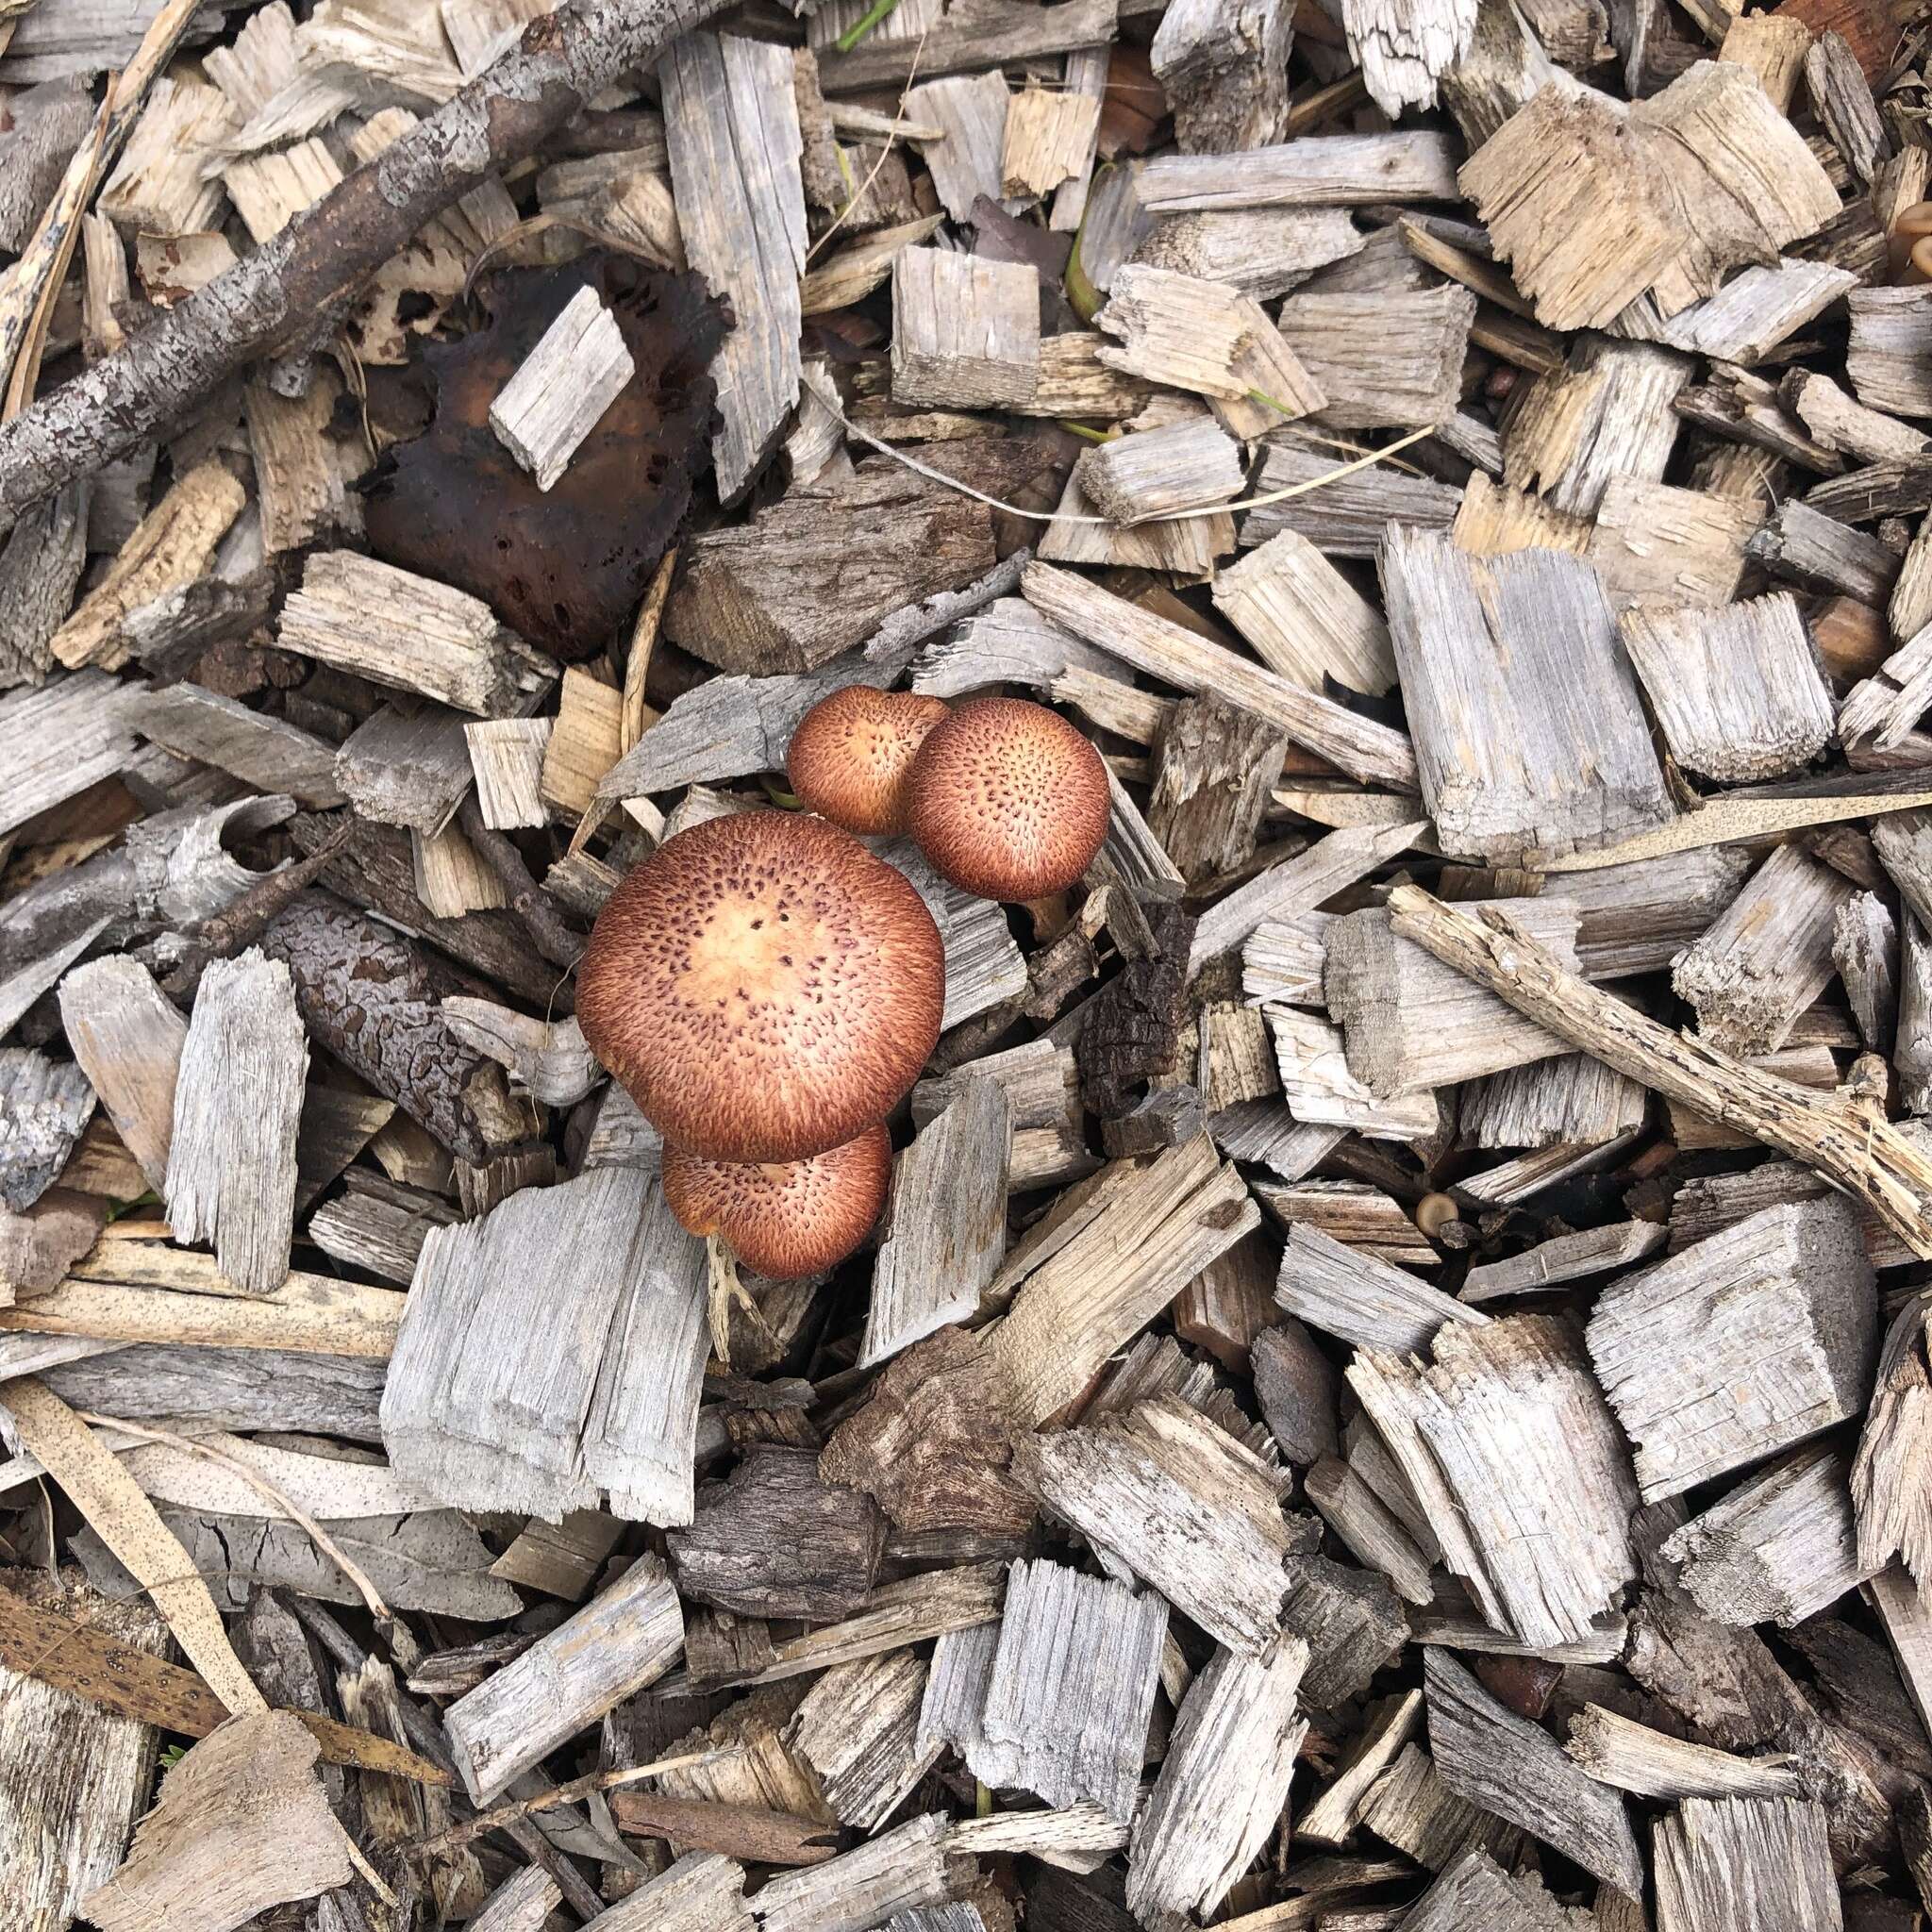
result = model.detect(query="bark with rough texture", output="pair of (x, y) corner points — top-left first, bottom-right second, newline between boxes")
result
(0, 0), (733, 533)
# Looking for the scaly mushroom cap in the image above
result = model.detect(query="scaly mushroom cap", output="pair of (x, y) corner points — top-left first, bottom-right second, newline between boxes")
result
(661, 1124), (892, 1278)
(787, 686), (952, 836)
(905, 695), (1111, 901)
(576, 810), (944, 1162)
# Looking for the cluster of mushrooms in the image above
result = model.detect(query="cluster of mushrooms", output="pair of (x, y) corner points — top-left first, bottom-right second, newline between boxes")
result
(575, 689), (1112, 1276)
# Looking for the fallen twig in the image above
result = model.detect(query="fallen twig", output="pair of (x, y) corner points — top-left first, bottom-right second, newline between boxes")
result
(1386, 884), (1932, 1259)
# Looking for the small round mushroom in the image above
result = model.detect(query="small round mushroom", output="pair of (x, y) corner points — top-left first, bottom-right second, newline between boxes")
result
(662, 1124), (892, 1278)
(575, 809), (944, 1163)
(905, 694), (1111, 901)
(786, 685), (952, 836)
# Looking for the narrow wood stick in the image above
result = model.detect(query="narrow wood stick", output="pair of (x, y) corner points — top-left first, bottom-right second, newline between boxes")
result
(1384, 883), (1932, 1258)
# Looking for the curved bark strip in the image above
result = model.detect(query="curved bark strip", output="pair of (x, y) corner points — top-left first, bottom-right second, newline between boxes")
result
(0, 0), (731, 532)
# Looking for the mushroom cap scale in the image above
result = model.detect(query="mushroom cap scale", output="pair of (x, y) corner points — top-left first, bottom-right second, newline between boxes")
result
(662, 1124), (892, 1278)
(787, 685), (952, 837)
(905, 695), (1111, 902)
(575, 809), (944, 1163)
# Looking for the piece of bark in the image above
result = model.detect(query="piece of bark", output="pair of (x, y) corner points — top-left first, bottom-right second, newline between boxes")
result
(380, 1167), (708, 1523)
(1424, 1647), (1643, 1897)
(1852, 1292), (1932, 1586)
(161, 949), (305, 1297)
(276, 550), (552, 717)
(667, 467), (996, 678)
(864, 1080), (1010, 1367)
(1024, 561), (1415, 792)
(1660, 1442), (1872, 1626)
(1566, 1705), (1805, 1800)
(255, 890), (534, 1160)
(1350, 1315), (1640, 1649)
(668, 1446), (885, 1620)
(1150, 0), (1295, 148)
(891, 248), (1041, 410)
(1073, 416), (1243, 526)
(134, 682), (343, 810)
(922, 1557), (1165, 1823)
(987, 1135), (1260, 1425)
(444, 1552), (682, 1804)
(609, 1790), (836, 1866)
(1274, 283), (1475, 428)
(0, 1189), (102, 1299)
(57, 956), (185, 1193)
(1621, 592), (1835, 784)
(1014, 1394), (1295, 1657)
(820, 1326), (1036, 1539)
(660, 32), (802, 502)
(1587, 1199), (1876, 1503)
(0, 481), (89, 690)
(1241, 436), (1463, 557)
(784, 1651), (938, 1831)
(0, 1050), (96, 1214)
(1673, 844), (1855, 1056)
(1095, 263), (1325, 438)
(1212, 528), (1395, 699)
(1379, 528), (1670, 864)
(1126, 1635), (1308, 1924)
(1652, 1794), (1840, 1932)
(1138, 132), (1459, 211)
(1252, 1319), (1341, 1465)
(81, 1711), (356, 1932)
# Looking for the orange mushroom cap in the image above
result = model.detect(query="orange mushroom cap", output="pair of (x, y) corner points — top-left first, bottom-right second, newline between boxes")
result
(662, 1124), (892, 1278)
(576, 810), (944, 1163)
(786, 685), (952, 837)
(905, 695), (1111, 902)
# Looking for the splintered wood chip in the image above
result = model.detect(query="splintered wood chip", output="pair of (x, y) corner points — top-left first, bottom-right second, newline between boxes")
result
(82, 1711), (358, 1932)
(362, 255), (724, 663)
